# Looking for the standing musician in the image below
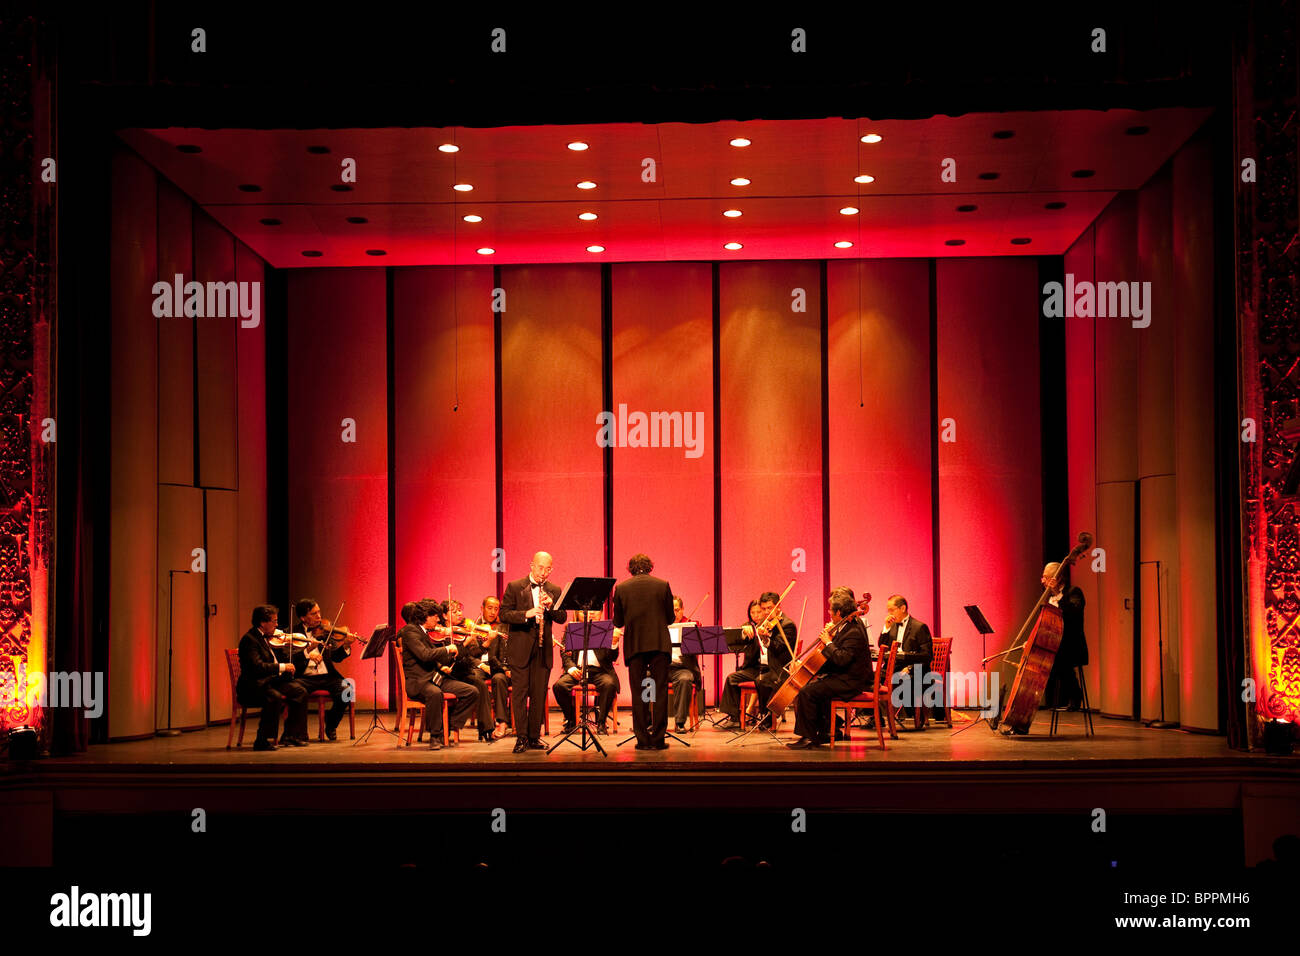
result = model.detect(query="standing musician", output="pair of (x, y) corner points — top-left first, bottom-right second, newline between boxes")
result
(668, 596), (702, 734)
(399, 598), (479, 750)
(291, 598), (354, 741)
(500, 552), (566, 754)
(879, 595), (933, 725)
(478, 596), (512, 739)
(437, 599), (497, 743)
(717, 599), (764, 728)
(612, 553), (676, 751)
(787, 586), (872, 749)
(236, 604), (309, 750)
(749, 590), (798, 727)
(552, 609), (621, 735)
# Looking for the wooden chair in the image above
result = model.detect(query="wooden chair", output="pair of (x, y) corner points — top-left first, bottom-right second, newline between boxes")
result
(926, 638), (953, 729)
(830, 641), (897, 750)
(737, 681), (757, 728)
(574, 682), (618, 730)
(391, 641), (459, 747)
(666, 678), (700, 731)
(226, 648), (261, 748)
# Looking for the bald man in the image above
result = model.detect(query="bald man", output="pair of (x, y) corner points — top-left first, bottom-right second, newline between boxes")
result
(500, 552), (567, 754)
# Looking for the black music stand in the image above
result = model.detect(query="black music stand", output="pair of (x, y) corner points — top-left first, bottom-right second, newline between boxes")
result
(355, 624), (401, 745)
(953, 604), (998, 736)
(548, 576), (616, 756)
(679, 623), (727, 732)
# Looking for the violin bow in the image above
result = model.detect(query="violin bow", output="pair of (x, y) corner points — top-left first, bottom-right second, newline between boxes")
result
(782, 595), (805, 662)
(686, 592), (710, 623)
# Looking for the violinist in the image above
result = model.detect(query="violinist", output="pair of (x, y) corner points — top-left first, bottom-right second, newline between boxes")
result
(439, 599), (496, 743)
(668, 596), (701, 734)
(478, 596), (512, 739)
(235, 604), (309, 750)
(787, 587), (871, 749)
(717, 600), (764, 728)
(751, 590), (798, 728)
(292, 599), (353, 741)
(400, 599), (479, 750)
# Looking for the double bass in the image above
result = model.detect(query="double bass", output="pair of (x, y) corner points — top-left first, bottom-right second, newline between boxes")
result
(992, 531), (1093, 735)
(767, 592), (871, 717)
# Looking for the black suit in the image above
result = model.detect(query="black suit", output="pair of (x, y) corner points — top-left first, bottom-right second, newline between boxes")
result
(611, 573), (675, 746)
(400, 623), (478, 737)
(290, 637), (352, 736)
(880, 616), (933, 715)
(500, 576), (566, 740)
(553, 644), (621, 727)
(793, 617), (871, 740)
(480, 623), (511, 725)
(720, 617), (795, 722)
(668, 630), (702, 727)
(236, 626), (308, 744)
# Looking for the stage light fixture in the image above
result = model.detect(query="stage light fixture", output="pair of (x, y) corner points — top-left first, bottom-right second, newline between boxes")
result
(6, 725), (38, 760)
(1263, 718), (1295, 755)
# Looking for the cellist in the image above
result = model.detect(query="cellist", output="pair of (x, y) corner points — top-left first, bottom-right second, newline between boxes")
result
(787, 587), (872, 749)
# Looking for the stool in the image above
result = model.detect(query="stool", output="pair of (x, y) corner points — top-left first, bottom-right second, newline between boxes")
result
(1048, 665), (1095, 737)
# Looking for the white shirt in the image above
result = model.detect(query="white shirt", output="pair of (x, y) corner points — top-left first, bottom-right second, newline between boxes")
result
(895, 616), (910, 645)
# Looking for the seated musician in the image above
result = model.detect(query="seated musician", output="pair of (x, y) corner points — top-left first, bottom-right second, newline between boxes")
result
(879, 594), (933, 725)
(788, 586), (872, 748)
(291, 598), (353, 741)
(399, 598), (480, 750)
(717, 599), (764, 728)
(750, 590), (798, 728)
(552, 609), (620, 735)
(432, 599), (496, 743)
(1042, 563), (1088, 710)
(236, 604), (309, 750)
(668, 596), (702, 733)
(477, 595), (512, 739)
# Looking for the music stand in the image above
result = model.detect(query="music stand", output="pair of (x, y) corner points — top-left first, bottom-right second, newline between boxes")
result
(679, 623), (727, 732)
(952, 605), (998, 736)
(355, 624), (400, 745)
(548, 576), (616, 756)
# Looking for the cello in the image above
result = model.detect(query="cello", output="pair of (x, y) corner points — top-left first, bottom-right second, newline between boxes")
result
(991, 531), (1093, 735)
(767, 592), (871, 717)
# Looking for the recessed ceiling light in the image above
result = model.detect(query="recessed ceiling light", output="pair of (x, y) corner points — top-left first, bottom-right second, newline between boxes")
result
(1044, 201), (1067, 210)
(307, 145), (330, 154)
(238, 184), (262, 192)
(956, 204), (978, 213)
(854, 174), (875, 184)
(944, 239), (966, 246)
(977, 172), (999, 181)
(568, 142), (589, 151)
(839, 206), (859, 215)
(301, 250), (323, 257)
(463, 214), (482, 222)
(259, 218), (282, 226)
(730, 137), (751, 147)
(176, 144), (202, 153)
(1124, 126), (1150, 136)
(730, 177), (751, 186)
(861, 133), (883, 144)
(1071, 169), (1095, 178)
(438, 144), (459, 153)
(992, 130), (1015, 139)
(476, 247), (495, 255)
(453, 183), (473, 192)
(577, 180), (597, 189)
(578, 212), (598, 221)
(724, 242), (743, 250)
(346, 216), (368, 224)
(1010, 238), (1032, 245)
(834, 241), (854, 249)
(586, 245), (605, 253)
(365, 249), (387, 256)
(723, 209), (742, 218)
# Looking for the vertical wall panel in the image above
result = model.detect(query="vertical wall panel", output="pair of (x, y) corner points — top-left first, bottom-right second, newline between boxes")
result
(612, 262), (715, 703)
(234, 243), (268, 652)
(1064, 228), (1100, 706)
(204, 489), (239, 722)
(1094, 192), (1141, 715)
(393, 267), (497, 624)
(936, 258), (1043, 678)
(1098, 482), (1137, 716)
(828, 259), (933, 633)
(1139, 476), (1179, 721)
(156, 485), (205, 731)
(194, 211), (239, 490)
(156, 179), (194, 486)
(499, 265), (604, 586)
(719, 262), (824, 645)
(1173, 137), (1219, 731)
(108, 147), (159, 739)
(287, 270), (388, 708)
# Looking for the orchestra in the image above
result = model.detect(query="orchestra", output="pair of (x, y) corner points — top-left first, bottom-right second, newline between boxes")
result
(236, 569), (955, 757)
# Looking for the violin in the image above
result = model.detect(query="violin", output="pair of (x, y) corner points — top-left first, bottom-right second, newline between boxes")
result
(267, 630), (319, 650)
(311, 618), (363, 649)
(767, 592), (871, 717)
